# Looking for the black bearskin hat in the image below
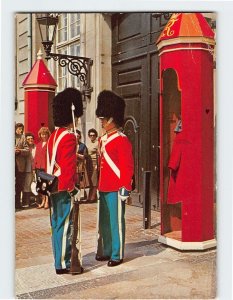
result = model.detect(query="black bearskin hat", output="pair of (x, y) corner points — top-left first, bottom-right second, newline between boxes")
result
(96, 90), (125, 127)
(53, 88), (83, 127)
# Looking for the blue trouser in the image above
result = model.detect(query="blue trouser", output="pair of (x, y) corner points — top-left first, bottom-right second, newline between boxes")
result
(50, 191), (73, 270)
(97, 191), (126, 261)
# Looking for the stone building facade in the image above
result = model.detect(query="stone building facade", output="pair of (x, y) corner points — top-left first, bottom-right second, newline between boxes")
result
(14, 12), (216, 210)
(15, 13), (112, 138)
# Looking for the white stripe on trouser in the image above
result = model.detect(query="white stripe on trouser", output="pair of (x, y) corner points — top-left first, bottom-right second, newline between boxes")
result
(61, 200), (73, 269)
(96, 198), (100, 250)
(78, 204), (82, 264)
(118, 194), (123, 259)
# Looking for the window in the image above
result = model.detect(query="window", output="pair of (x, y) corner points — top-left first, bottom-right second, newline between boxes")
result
(58, 13), (80, 43)
(58, 13), (68, 43)
(70, 43), (81, 88)
(57, 48), (68, 90)
(70, 43), (80, 57)
(70, 14), (80, 39)
(56, 13), (81, 91)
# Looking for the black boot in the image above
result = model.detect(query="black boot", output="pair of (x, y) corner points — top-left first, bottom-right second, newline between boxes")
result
(21, 192), (30, 208)
(15, 192), (22, 210)
(29, 192), (36, 207)
(87, 187), (97, 202)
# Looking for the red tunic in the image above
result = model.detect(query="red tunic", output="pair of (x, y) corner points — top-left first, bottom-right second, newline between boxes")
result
(98, 131), (134, 192)
(33, 141), (47, 170)
(47, 128), (77, 192)
(167, 133), (190, 204)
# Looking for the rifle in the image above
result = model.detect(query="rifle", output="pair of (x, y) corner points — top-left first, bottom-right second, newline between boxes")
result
(69, 104), (83, 274)
(70, 195), (83, 274)
(95, 151), (104, 256)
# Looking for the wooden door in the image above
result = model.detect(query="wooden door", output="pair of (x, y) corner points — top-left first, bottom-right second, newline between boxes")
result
(112, 13), (164, 210)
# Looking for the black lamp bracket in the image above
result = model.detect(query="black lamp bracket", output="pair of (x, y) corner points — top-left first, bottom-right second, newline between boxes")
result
(45, 50), (93, 97)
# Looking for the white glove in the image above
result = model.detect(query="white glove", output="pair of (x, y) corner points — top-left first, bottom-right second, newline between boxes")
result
(69, 185), (81, 201)
(74, 189), (81, 201)
(118, 187), (130, 201)
(31, 181), (38, 196)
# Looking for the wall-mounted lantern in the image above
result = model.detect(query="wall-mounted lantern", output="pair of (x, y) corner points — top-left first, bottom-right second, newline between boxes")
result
(36, 13), (93, 97)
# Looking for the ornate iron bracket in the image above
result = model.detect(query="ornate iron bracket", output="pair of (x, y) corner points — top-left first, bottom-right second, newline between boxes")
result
(37, 14), (93, 97)
(46, 51), (93, 97)
(42, 41), (93, 97)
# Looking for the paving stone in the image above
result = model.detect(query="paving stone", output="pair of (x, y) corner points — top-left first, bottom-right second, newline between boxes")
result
(15, 204), (216, 299)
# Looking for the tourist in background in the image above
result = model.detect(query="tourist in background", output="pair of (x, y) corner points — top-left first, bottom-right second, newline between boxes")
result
(15, 123), (29, 210)
(22, 132), (36, 208)
(86, 128), (98, 202)
(33, 126), (51, 209)
(76, 129), (89, 200)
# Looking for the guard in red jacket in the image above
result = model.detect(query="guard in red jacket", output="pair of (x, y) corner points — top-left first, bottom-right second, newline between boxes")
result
(95, 90), (134, 267)
(47, 88), (83, 275)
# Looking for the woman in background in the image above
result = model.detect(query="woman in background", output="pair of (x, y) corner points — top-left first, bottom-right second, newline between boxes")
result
(76, 130), (89, 199)
(22, 132), (36, 207)
(33, 126), (51, 209)
(86, 128), (98, 202)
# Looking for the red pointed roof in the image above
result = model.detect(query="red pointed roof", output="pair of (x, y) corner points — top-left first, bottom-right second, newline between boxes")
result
(23, 51), (57, 87)
(157, 13), (215, 45)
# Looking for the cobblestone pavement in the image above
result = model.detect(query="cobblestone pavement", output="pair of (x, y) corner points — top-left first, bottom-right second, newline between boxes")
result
(15, 203), (216, 299)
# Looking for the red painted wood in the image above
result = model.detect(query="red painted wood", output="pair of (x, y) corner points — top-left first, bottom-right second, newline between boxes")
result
(157, 13), (215, 243)
(23, 59), (57, 86)
(23, 58), (57, 143)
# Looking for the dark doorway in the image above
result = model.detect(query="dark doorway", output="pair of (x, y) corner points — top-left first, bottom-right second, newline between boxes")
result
(111, 13), (165, 210)
(161, 68), (182, 236)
